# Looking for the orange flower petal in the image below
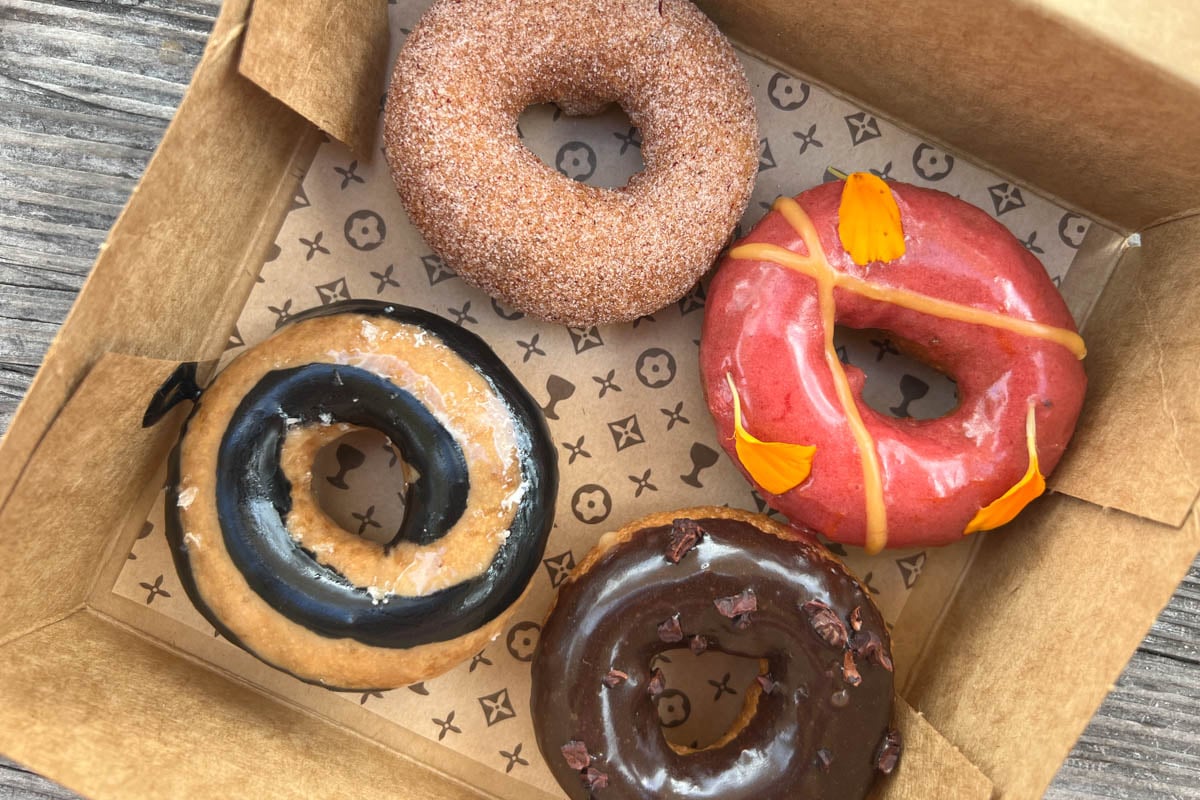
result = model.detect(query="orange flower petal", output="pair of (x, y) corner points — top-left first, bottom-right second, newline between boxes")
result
(837, 172), (906, 266)
(726, 373), (816, 496)
(963, 404), (1047, 535)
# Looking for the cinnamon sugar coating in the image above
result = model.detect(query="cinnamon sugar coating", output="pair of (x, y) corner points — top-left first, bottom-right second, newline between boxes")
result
(384, 0), (758, 326)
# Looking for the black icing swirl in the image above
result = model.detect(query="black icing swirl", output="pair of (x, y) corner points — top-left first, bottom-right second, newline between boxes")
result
(163, 301), (556, 653)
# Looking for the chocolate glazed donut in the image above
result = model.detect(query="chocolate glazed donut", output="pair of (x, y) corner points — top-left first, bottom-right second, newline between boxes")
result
(531, 508), (899, 799)
(158, 301), (556, 689)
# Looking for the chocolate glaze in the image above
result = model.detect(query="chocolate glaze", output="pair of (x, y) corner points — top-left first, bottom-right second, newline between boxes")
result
(164, 301), (556, 656)
(531, 517), (893, 800)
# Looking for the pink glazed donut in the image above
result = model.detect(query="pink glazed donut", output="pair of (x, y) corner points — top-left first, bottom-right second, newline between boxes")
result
(699, 176), (1087, 553)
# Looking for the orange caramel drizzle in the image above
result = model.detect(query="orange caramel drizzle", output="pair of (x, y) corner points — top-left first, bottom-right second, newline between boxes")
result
(733, 201), (1087, 360)
(728, 195), (1085, 553)
(750, 198), (889, 554)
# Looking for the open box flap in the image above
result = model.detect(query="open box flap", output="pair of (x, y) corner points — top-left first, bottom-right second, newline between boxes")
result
(879, 701), (993, 799)
(0, 610), (484, 800)
(0, 0), (316, 511)
(904, 494), (1200, 798)
(1052, 214), (1200, 526)
(1034, 0), (1200, 92)
(697, 0), (1200, 231)
(239, 0), (389, 160)
(0, 354), (185, 644)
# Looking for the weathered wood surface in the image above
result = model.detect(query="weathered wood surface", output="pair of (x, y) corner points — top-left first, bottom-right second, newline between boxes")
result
(0, 1), (1197, 798)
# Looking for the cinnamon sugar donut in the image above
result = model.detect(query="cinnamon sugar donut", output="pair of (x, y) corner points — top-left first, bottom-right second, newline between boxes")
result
(384, 0), (758, 326)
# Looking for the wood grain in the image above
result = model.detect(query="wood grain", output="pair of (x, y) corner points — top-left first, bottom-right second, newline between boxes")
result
(0, 757), (75, 800)
(0, 0), (1197, 798)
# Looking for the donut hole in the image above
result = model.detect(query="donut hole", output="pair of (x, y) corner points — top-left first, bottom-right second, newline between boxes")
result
(516, 103), (645, 189)
(833, 326), (959, 420)
(651, 648), (766, 751)
(310, 427), (410, 546)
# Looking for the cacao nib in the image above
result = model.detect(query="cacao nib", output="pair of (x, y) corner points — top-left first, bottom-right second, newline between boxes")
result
(816, 748), (833, 772)
(714, 588), (757, 618)
(756, 674), (777, 695)
(561, 740), (590, 771)
(849, 606), (863, 632)
(842, 650), (862, 687)
(803, 599), (848, 649)
(851, 630), (894, 672)
(689, 635), (708, 655)
(602, 669), (628, 688)
(657, 614), (683, 643)
(647, 668), (666, 697)
(582, 768), (610, 790)
(875, 729), (902, 775)
(666, 519), (704, 563)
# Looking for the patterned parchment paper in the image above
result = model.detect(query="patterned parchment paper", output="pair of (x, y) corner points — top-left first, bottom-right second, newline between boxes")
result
(115, 1), (1092, 794)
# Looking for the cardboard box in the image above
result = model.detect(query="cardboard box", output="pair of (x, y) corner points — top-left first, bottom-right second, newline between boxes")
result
(1, 0), (1197, 797)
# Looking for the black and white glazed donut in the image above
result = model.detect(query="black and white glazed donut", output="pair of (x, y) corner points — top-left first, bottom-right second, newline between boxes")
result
(162, 301), (556, 690)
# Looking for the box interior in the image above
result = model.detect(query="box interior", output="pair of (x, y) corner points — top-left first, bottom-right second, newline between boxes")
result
(2, 0), (1199, 798)
(697, 0), (1200, 232)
